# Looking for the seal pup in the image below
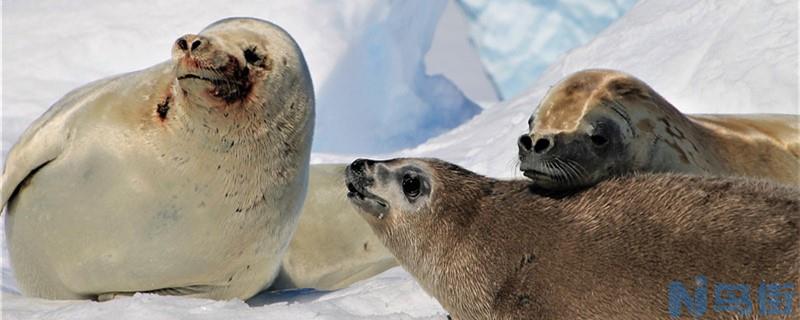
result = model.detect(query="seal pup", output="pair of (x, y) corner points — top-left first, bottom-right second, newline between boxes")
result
(345, 158), (799, 319)
(272, 164), (397, 290)
(1, 18), (314, 300)
(518, 69), (800, 190)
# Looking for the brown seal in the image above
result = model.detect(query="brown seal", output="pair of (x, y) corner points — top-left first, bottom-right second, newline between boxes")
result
(345, 157), (799, 319)
(517, 69), (800, 190)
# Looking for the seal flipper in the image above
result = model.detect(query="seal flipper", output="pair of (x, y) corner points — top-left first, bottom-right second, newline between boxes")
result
(96, 285), (217, 301)
(1, 132), (63, 213)
(1, 71), (116, 213)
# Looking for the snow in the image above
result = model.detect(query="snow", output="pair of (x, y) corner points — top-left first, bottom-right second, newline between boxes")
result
(2, 0), (798, 318)
(456, 0), (638, 99)
(2, 268), (444, 320)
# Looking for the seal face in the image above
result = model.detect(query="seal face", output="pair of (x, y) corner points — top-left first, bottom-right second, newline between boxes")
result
(518, 69), (800, 190)
(346, 158), (434, 222)
(346, 158), (799, 319)
(517, 70), (650, 190)
(1, 18), (314, 300)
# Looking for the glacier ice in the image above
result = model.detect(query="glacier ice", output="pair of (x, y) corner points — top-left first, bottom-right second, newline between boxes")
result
(455, 0), (639, 99)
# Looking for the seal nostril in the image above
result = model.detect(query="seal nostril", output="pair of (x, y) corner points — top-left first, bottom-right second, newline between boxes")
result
(533, 138), (551, 154)
(518, 135), (533, 152)
(350, 159), (367, 173)
(191, 40), (202, 51)
(177, 39), (188, 51)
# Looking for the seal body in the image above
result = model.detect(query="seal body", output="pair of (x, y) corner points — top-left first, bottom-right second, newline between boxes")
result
(271, 164), (396, 290)
(1, 18), (314, 300)
(345, 158), (799, 320)
(517, 69), (800, 190)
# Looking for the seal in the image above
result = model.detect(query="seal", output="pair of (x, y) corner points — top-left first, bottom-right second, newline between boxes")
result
(0, 17), (314, 300)
(345, 158), (799, 319)
(271, 164), (397, 290)
(517, 69), (800, 190)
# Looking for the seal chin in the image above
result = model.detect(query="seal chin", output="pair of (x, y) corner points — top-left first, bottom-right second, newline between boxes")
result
(345, 182), (389, 219)
(520, 166), (587, 191)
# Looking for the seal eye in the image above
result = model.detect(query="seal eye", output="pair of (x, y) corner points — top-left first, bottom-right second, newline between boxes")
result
(243, 47), (262, 65)
(402, 174), (421, 199)
(590, 134), (608, 146)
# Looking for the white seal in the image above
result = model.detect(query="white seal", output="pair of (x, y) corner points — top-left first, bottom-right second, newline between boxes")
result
(1, 18), (314, 300)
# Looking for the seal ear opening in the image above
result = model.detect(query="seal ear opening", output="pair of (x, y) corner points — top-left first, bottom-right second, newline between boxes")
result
(590, 134), (608, 146)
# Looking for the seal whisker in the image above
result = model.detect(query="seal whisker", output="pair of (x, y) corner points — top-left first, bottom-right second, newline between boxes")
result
(558, 158), (582, 182)
(553, 159), (575, 184)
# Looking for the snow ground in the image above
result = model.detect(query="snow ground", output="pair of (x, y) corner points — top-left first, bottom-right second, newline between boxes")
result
(2, 0), (798, 319)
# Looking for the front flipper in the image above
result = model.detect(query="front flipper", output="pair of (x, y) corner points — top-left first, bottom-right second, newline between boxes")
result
(1, 103), (73, 211)
(96, 285), (218, 301)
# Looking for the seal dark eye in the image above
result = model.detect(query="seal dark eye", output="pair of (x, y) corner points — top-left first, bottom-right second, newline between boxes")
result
(243, 47), (262, 65)
(590, 134), (608, 146)
(402, 174), (421, 199)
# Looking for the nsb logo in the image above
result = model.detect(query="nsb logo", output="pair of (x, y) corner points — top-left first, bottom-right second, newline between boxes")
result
(668, 276), (795, 317)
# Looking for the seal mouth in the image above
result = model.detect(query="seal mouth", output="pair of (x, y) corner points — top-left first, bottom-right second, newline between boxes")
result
(345, 168), (389, 218)
(346, 182), (367, 200)
(346, 182), (389, 208)
(521, 169), (555, 180)
(519, 157), (589, 190)
(177, 74), (218, 83)
(177, 56), (252, 103)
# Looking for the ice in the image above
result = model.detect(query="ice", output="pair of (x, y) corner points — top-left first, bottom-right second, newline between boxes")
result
(311, 1), (482, 153)
(2, 0), (797, 318)
(425, 0), (499, 104)
(455, 0), (638, 99)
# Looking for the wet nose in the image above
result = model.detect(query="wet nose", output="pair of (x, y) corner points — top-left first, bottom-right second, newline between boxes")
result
(533, 136), (553, 154)
(175, 34), (207, 54)
(349, 158), (375, 174)
(518, 134), (533, 153)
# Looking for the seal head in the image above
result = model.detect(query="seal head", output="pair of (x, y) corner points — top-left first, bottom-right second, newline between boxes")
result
(518, 69), (671, 190)
(345, 158), (434, 222)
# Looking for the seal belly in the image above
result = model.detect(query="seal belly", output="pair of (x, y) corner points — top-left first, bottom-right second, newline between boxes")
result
(5, 129), (290, 299)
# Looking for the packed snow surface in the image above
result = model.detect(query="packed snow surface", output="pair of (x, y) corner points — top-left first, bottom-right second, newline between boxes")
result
(456, 0), (638, 99)
(2, 0), (797, 318)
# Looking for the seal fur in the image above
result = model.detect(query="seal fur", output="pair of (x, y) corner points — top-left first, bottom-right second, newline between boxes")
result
(346, 158), (799, 319)
(1, 18), (314, 300)
(518, 69), (800, 190)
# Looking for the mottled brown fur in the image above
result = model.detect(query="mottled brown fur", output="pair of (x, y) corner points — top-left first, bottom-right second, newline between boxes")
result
(349, 158), (799, 320)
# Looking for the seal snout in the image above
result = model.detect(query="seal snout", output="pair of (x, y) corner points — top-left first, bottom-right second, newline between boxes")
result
(345, 159), (375, 199)
(518, 133), (592, 189)
(345, 159), (389, 216)
(518, 134), (553, 155)
(175, 34), (208, 56)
